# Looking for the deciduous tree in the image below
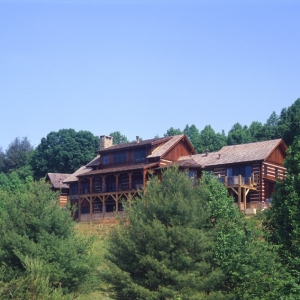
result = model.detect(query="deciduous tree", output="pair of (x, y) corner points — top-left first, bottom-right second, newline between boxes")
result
(30, 129), (99, 179)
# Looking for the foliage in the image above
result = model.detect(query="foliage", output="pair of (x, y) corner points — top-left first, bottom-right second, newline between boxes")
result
(198, 125), (227, 153)
(30, 129), (99, 179)
(109, 131), (129, 145)
(227, 123), (251, 145)
(0, 137), (33, 174)
(264, 136), (300, 286)
(276, 98), (300, 146)
(104, 168), (229, 300)
(164, 127), (183, 137)
(0, 177), (100, 296)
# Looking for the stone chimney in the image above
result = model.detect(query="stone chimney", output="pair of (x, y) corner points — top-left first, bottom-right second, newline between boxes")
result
(100, 135), (113, 150)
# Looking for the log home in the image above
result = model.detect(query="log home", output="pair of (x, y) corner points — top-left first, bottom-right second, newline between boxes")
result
(64, 135), (287, 220)
(178, 138), (287, 212)
(64, 135), (195, 221)
(46, 173), (71, 207)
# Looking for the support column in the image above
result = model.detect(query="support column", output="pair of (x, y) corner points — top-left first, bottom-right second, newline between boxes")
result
(101, 176), (106, 192)
(143, 170), (147, 187)
(129, 172), (133, 189)
(78, 198), (81, 222)
(115, 174), (119, 191)
(243, 188), (247, 211)
(90, 197), (93, 221)
(89, 177), (93, 194)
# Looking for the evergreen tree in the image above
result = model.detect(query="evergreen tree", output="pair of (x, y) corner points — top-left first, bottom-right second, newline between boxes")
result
(264, 136), (300, 286)
(164, 127), (183, 137)
(0, 177), (99, 296)
(104, 168), (228, 300)
(198, 125), (227, 153)
(276, 98), (300, 146)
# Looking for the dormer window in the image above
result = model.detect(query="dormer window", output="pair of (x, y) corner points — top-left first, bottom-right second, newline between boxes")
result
(134, 148), (146, 162)
(103, 155), (109, 165)
(114, 151), (127, 164)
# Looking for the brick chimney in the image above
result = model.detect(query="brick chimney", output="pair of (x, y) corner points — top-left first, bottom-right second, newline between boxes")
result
(100, 135), (113, 150)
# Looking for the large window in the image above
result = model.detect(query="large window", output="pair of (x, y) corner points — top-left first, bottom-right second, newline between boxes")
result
(70, 183), (78, 195)
(114, 151), (127, 164)
(227, 165), (252, 182)
(103, 155), (109, 165)
(134, 148), (146, 162)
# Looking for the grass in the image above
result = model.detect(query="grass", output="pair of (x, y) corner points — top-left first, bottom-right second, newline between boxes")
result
(74, 221), (118, 300)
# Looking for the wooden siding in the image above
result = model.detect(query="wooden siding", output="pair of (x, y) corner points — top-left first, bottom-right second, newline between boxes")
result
(59, 195), (68, 207)
(266, 147), (285, 165)
(261, 162), (287, 201)
(163, 140), (194, 161)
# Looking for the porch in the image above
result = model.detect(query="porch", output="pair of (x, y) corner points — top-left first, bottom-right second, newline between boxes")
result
(218, 174), (258, 212)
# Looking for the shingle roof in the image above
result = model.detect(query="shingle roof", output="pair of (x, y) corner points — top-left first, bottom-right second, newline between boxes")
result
(179, 139), (285, 168)
(147, 135), (195, 158)
(98, 136), (172, 153)
(63, 166), (92, 183)
(86, 155), (101, 167)
(78, 162), (159, 177)
(47, 173), (72, 189)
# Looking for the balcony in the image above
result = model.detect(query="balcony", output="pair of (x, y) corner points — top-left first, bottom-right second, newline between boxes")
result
(218, 173), (258, 189)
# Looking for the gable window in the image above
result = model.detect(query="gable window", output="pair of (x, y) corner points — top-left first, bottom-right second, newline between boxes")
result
(114, 151), (127, 164)
(134, 148), (146, 162)
(103, 155), (109, 165)
(227, 165), (252, 183)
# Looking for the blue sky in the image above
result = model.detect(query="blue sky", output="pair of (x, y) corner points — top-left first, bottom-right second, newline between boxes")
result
(0, 0), (299, 150)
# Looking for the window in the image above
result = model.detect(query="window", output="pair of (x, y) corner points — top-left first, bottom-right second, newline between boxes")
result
(134, 148), (146, 162)
(70, 183), (78, 195)
(103, 155), (109, 165)
(227, 165), (252, 182)
(188, 169), (197, 185)
(114, 152), (127, 164)
(275, 167), (278, 179)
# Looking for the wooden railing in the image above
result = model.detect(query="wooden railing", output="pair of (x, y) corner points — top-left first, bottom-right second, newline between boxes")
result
(218, 173), (258, 188)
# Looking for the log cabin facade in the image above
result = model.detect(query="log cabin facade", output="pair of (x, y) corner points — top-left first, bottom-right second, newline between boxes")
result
(64, 135), (196, 221)
(64, 135), (287, 221)
(178, 138), (287, 212)
(46, 173), (71, 207)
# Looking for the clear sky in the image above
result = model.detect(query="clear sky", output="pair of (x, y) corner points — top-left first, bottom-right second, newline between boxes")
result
(0, 0), (299, 150)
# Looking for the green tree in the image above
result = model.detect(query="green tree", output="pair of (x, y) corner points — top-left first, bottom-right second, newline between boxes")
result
(264, 136), (300, 286)
(247, 121), (267, 142)
(0, 177), (99, 296)
(109, 131), (129, 144)
(183, 124), (201, 152)
(164, 127), (183, 137)
(276, 98), (300, 146)
(30, 129), (99, 179)
(227, 123), (251, 145)
(198, 125), (227, 153)
(263, 111), (280, 140)
(104, 168), (228, 300)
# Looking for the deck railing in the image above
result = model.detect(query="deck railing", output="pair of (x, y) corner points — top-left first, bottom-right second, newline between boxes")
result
(218, 173), (258, 187)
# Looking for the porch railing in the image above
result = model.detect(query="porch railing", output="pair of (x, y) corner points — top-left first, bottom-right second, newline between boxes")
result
(218, 174), (258, 187)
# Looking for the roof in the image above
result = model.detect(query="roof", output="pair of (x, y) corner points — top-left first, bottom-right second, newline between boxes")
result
(147, 135), (196, 158)
(98, 136), (172, 153)
(63, 166), (92, 183)
(46, 173), (72, 189)
(78, 162), (159, 177)
(179, 139), (286, 168)
(86, 155), (101, 167)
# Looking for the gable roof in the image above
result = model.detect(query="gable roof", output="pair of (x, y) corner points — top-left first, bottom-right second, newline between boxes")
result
(86, 155), (101, 167)
(46, 173), (71, 189)
(98, 136), (172, 153)
(63, 166), (92, 183)
(147, 135), (196, 158)
(179, 139), (286, 168)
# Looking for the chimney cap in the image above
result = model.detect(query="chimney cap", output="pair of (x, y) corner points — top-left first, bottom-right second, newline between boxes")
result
(136, 136), (140, 143)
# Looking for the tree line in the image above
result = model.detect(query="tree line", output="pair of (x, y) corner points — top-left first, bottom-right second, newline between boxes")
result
(1, 98), (299, 181)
